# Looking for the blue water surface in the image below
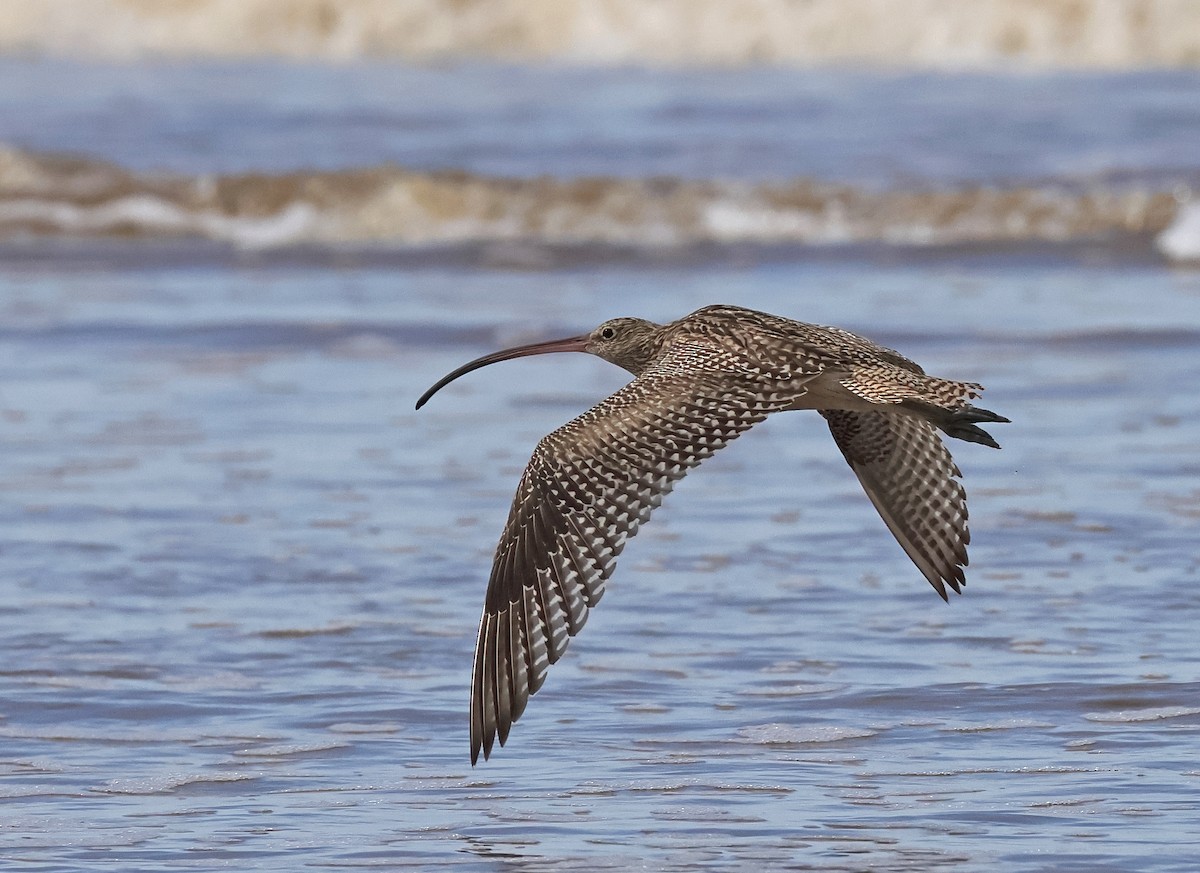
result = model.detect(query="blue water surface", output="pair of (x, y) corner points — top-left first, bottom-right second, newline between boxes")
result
(0, 56), (1199, 872)
(0, 250), (1197, 870)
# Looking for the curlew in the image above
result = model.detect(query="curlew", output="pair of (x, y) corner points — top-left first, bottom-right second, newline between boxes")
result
(416, 304), (1008, 764)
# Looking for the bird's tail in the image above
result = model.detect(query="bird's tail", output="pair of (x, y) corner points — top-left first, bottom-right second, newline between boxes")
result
(903, 400), (1009, 449)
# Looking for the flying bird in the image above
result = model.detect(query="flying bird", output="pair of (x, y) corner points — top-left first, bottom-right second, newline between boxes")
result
(415, 304), (1007, 764)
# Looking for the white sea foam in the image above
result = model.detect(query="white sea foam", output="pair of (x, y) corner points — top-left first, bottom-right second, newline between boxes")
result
(232, 740), (351, 757)
(0, 195), (321, 249)
(0, 146), (1186, 254)
(1083, 705), (1200, 723)
(939, 718), (1055, 732)
(97, 773), (257, 794)
(1157, 200), (1200, 262)
(735, 723), (878, 744)
(703, 198), (844, 244)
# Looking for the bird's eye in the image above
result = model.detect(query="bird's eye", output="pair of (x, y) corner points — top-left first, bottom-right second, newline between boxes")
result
(600, 326), (616, 339)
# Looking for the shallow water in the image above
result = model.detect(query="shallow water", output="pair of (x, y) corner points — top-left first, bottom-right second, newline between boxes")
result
(1, 58), (1199, 871)
(1, 251), (1198, 870)
(2, 60), (1198, 184)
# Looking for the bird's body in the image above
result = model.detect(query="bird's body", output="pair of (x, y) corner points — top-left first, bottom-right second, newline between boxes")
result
(415, 305), (1007, 764)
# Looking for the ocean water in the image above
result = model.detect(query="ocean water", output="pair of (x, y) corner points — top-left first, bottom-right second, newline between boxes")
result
(1, 61), (1198, 254)
(0, 59), (1199, 871)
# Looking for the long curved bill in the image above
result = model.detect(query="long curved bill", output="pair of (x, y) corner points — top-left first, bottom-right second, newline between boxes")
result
(415, 334), (590, 409)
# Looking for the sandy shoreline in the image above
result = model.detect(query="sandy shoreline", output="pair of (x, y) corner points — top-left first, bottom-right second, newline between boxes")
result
(1, 0), (1198, 68)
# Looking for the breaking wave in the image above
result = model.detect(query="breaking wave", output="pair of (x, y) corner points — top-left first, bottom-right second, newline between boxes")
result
(0, 146), (1193, 259)
(2, 0), (1198, 68)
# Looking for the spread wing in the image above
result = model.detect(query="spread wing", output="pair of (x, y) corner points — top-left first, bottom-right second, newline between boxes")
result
(470, 362), (797, 763)
(821, 409), (970, 600)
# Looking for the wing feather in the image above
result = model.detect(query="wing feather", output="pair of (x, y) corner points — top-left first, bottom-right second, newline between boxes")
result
(469, 359), (793, 763)
(821, 409), (970, 600)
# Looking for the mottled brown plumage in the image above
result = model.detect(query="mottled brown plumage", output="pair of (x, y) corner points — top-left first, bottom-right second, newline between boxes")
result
(415, 304), (1007, 764)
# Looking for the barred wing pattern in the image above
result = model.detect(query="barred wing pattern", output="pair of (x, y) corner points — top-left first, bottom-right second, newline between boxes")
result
(821, 409), (970, 600)
(471, 365), (797, 763)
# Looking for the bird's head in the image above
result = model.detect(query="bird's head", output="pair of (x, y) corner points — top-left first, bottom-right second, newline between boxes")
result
(415, 316), (664, 409)
(583, 317), (663, 374)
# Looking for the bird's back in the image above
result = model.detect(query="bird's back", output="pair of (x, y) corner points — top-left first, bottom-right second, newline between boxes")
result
(674, 305), (927, 379)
